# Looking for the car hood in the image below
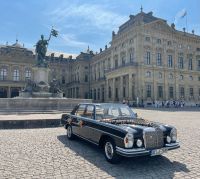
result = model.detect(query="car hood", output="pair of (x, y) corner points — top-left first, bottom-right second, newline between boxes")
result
(116, 118), (172, 138)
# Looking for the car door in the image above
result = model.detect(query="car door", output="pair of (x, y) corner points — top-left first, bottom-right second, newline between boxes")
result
(80, 104), (95, 140)
(72, 104), (87, 136)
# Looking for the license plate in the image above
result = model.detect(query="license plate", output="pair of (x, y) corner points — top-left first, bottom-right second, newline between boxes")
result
(151, 148), (167, 156)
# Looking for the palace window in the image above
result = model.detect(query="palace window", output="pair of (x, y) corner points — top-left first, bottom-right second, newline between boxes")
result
(159, 72), (162, 79)
(130, 52), (134, 62)
(146, 84), (151, 98)
(108, 86), (112, 98)
(168, 55), (173, 68)
(13, 69), (19, 81)
(85, 75), (88, 82)
(167, 41), (172, 46)
(145, 37), (150, 42)
(97, 88), (100, 100)
(25, 69), (31, 80)
(178, 57), (184, 69)
(188, 59), (193, 70)
(121, 56), (126, 66)
(115, 59), (118, 68)
(146, 71), (151, 78)
(169, 87), (174, 98)
(198, 76), (200, 81)
(129, 39), (133, 44)
(158, 86), (163, 98)
(180, 87), (185, 98)
(157, 39), (161, 44)
(156, 53), (162, 66)
(189, 88), (194, 97)
(123, 87), (126, 98)
(62, 76), (65, 84)
(199, 88), (200, 96)
(94, 89), (96, 100)
(180, 75), (184, 80)
(189, 75), (193, 81)
(0, 68), (7, 80)
(198, 60), (200, 70)
(146, 51), (151, 65)
(169, 73), (173, 79)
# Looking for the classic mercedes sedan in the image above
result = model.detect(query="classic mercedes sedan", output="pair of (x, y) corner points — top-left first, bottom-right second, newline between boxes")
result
(61, 103), (180, 163)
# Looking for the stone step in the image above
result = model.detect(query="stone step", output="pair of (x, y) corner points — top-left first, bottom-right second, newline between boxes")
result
(0, 118), (61, 129)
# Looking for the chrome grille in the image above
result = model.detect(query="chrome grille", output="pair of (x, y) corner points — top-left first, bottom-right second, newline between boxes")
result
(143, 128), (164, 149)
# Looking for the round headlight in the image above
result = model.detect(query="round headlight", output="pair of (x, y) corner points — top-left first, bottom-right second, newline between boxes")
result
(166, 136), (171, 143)
(170, 128), (177, 142)
(136, 139), (143, 147)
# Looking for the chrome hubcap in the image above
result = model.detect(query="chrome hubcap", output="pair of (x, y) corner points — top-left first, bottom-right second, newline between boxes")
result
(67, 126), (72, 138)
(105, 142), (114, 160)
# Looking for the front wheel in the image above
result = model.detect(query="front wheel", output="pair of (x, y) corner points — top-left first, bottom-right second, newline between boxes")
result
(66, 125), (74, 140)
(104, 139), (121, 164)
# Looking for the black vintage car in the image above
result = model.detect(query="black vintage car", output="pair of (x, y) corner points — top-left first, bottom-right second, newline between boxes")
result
(61, 103), (180, 163)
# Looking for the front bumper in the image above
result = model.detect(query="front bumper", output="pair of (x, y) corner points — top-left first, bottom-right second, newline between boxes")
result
(116, 142), (180, 157)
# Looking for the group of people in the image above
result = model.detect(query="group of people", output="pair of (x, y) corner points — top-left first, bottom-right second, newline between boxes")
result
(153, 100), (185, 108)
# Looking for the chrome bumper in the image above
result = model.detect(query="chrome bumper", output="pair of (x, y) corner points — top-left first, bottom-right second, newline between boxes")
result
(116, 142), (180, 157)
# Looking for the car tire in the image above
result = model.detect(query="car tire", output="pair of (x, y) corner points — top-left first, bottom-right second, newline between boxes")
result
(66, 125), (74, 140)
(103, 138), (121, 164)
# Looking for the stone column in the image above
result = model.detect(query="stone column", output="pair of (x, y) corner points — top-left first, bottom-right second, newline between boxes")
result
(112, 78), (115, 101)
(128, 74), (132, 100)
(7, 86), (11, 98)
(120, 76), (123, 101)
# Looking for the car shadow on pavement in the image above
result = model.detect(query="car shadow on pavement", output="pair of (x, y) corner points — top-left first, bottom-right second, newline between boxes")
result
(57, 135), (190, 178)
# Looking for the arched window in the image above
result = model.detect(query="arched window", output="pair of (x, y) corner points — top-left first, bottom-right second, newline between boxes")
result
(13, 69), (19, 81)
(0, 68), (7, 80)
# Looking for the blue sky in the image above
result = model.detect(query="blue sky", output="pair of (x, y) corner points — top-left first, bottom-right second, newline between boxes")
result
(0, 0), (199, 55)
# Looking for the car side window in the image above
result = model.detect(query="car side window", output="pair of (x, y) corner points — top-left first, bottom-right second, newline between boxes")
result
(82, 105), (94, 119)
(75, 104), (86, 117)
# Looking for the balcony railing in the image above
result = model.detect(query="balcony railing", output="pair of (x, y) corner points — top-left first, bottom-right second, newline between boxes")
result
(105, 61), (138, 73)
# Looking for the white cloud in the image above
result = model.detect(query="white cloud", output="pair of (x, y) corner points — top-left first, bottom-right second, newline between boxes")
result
(59, 33), (88, 48)
(47, 3), (127, 31)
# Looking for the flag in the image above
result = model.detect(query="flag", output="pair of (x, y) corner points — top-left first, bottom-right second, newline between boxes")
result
(51, 29), (58, 37)
(181, 10), (187, 18)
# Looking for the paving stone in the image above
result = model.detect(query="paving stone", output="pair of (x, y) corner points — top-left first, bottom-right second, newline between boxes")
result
(0, 109), (199, 178)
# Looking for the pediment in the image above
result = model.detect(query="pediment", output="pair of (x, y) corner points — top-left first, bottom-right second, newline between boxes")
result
(145, 20), (174, 34)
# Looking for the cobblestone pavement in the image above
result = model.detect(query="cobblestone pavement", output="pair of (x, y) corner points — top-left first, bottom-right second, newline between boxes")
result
(0, 109), (199, 179)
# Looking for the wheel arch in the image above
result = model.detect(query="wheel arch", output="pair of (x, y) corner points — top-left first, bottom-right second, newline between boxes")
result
(99, 134), (115, 148)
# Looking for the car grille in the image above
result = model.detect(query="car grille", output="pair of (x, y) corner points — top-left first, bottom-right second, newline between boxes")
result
(143, 128), (164, 150)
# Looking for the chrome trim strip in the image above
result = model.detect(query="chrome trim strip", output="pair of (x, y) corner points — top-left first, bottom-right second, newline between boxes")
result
(116, 142), (180, 157)
(165, 142), (179, 147)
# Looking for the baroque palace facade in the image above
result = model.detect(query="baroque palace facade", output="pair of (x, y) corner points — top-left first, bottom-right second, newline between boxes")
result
(0, 10), (200, 106)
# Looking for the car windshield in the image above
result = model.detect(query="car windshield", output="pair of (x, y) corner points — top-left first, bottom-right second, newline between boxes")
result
(95, 104), (136, 120)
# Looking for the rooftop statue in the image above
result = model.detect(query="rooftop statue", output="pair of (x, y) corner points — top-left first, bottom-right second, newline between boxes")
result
(35, 28), (58, 67)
